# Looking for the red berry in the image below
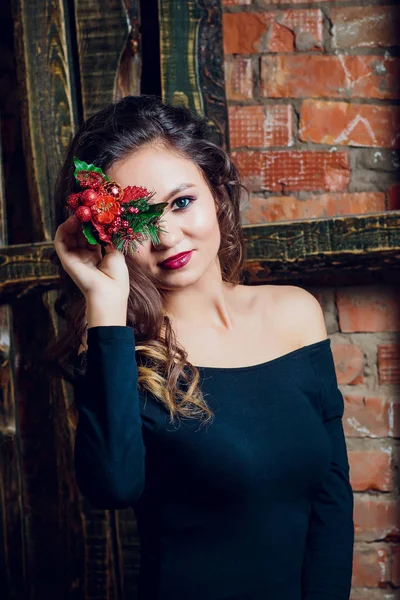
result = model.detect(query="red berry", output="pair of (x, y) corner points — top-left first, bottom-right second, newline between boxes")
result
(81, 189), (98, 206)
(67, 192), (81, 210)
(122, 220), (129, 228)
(75, 205), (92, 222)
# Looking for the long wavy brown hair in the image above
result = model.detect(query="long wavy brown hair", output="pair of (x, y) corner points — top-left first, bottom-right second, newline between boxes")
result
(43, 95), (247, 429)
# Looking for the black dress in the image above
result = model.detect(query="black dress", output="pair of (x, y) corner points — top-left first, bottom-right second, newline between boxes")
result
(73, 325), (354, 600)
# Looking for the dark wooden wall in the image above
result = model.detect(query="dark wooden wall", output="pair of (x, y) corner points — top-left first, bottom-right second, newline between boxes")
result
(0, 1), (227, 598)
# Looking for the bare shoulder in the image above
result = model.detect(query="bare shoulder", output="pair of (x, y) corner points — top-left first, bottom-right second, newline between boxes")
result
(255, 284), (328, 346)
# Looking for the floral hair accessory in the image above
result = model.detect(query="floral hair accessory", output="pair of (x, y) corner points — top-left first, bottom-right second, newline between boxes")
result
(66, 157), (168, 255)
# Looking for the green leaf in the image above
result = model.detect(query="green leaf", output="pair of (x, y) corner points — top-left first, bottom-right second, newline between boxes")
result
(145, 201), (169, 216)
(73, 156), (110, 182)
(82, 222), (99, 245)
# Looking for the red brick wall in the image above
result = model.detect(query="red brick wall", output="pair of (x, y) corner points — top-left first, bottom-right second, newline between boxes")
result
(223, 1), (400, 597)
(314, 286), (400, 598)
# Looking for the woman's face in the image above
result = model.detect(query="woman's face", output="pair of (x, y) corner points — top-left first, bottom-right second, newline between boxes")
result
(107, 144), (221, 289)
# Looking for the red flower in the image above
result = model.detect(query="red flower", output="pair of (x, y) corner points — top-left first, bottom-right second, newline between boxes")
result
(121, 185), (151, 203)
(92, 220), (112, 243)
(93, 194), (121, 224)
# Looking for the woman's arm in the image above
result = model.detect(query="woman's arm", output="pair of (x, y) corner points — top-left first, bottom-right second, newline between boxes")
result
(73, 324), (146, 509)
(302, 348), (354, 599)
(276, 287), (354, 598)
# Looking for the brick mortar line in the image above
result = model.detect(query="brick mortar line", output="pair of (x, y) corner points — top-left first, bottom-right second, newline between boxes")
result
(345, 437), (397, 449)
(230, 143), (398, 152)
(245, 193), (387, 200)
(354, 491), (399, 500)
(340, 385), (400, 395)
(223, 0), (400, 13)
(227, 99), (400, 107)
(354, 541), (399, 546)
(347, 438), (400, 447)
(321, 4), (333, 53)
(224, 48), (400, 56)
(351, 591), (399, 599)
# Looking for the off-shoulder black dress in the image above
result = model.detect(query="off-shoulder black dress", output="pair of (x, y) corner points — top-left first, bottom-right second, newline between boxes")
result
(73, 325), (354, 600)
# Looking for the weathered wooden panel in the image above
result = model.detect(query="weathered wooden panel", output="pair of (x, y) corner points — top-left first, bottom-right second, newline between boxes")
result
(242, 212), (400, 283)
(0, 242), (60, 298)
(11, 0), (78, 241)
(6, 0), (94, 598)
(3, 212), (400, 295)
(114, 508), (141, 598)
(11, 289), (86, 599)
(60, 2), (143, 597)
(159, 0), (229, 147)
(74, 0), (141, 119)
(0, 108), (27, 600)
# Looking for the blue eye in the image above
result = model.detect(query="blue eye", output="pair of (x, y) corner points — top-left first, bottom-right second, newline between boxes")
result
(171, 196), (196, 211)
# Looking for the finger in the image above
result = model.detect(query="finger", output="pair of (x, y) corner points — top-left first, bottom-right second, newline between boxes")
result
(101, 244), (126, 278)
(69, 217), (99, 251)
(76, 228), (93, 249)
(55, 216), (92, 256)
(104, 243), (121, 254)
(60, 214), (81, 234)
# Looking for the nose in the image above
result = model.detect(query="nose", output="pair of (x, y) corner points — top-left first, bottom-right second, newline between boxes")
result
(151, 210), (183, 250)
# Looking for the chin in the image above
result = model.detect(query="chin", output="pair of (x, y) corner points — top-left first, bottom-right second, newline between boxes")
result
(158, 263), (212, 290)
(157, 271), (199, 289)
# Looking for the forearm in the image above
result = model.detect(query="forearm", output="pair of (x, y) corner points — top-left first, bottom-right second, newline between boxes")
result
(302, 418), (354, 599)
(73, 325), (145, 508)
(85, 294), (128, 328)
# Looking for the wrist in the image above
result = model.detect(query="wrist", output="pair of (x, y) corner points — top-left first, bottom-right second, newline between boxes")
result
(85, 296), (128, 328)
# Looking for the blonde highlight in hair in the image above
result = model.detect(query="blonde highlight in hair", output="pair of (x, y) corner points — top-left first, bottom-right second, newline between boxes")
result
(42, 95), (247, 430)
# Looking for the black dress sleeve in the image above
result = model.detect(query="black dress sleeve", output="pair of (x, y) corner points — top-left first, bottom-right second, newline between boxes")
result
(302, 344), (354, 599)
(72, 325), (145, 509)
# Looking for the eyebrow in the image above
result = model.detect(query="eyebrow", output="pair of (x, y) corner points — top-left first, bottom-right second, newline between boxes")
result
(151, 183), (196, 204)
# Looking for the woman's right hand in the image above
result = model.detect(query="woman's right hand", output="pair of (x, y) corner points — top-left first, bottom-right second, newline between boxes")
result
(53, 215), (130, 304)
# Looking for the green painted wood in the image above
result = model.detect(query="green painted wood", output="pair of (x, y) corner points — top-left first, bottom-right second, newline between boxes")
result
(241, 212), (400, 283)
(159, 0), (229, 148)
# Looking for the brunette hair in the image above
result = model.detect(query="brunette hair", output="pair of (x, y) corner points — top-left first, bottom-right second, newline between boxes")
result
(43, 95), (247, 429)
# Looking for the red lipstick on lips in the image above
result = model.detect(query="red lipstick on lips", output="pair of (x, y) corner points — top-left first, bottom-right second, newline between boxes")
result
(158, 251), (193, 270)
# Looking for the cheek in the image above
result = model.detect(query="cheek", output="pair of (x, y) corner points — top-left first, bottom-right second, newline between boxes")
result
(189, 204), (220, 241)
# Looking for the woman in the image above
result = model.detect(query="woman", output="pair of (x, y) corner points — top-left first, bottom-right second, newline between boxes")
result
(51, 95), (354, 599)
